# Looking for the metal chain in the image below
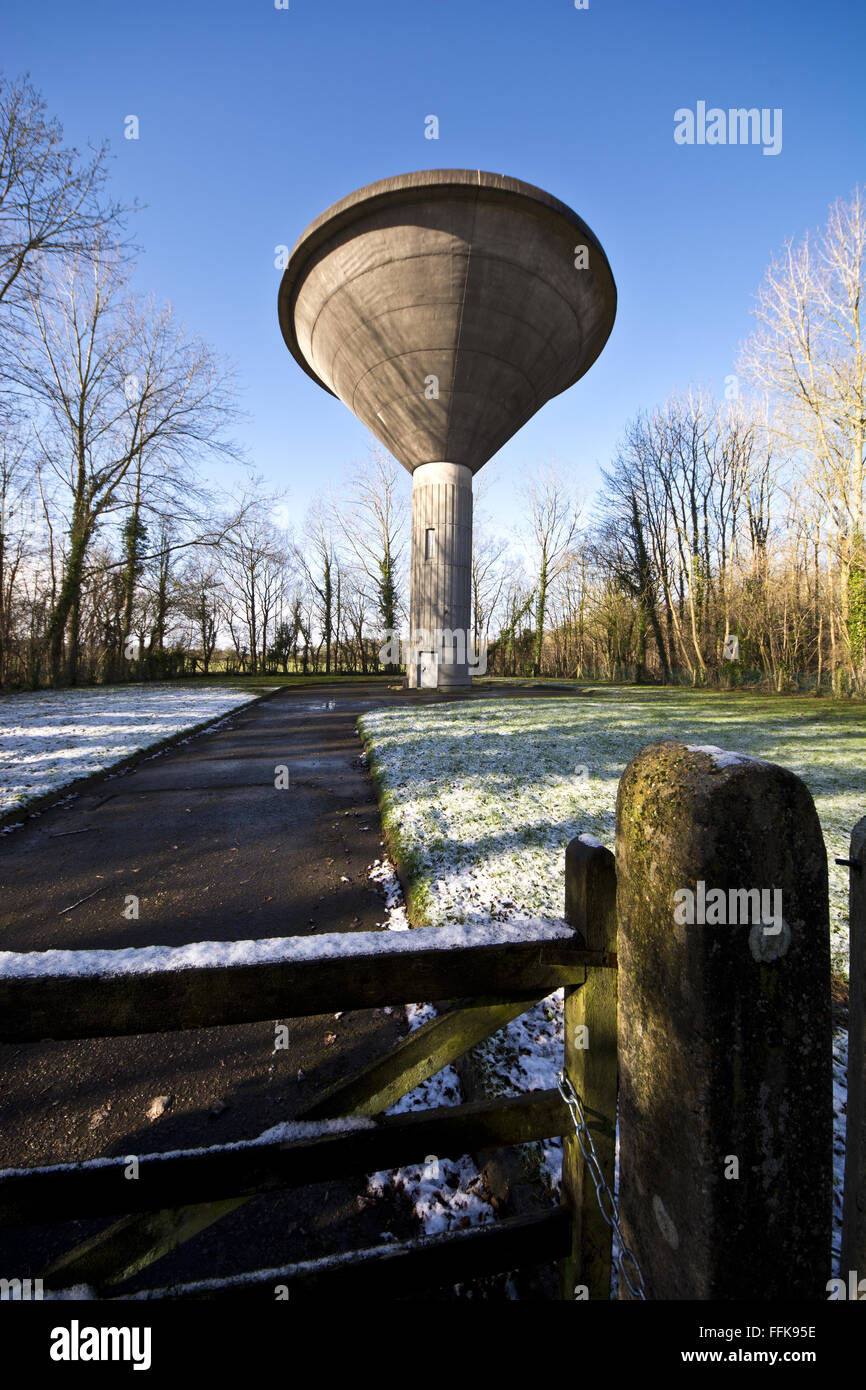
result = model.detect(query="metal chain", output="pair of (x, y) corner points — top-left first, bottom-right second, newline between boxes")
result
(556, 1069), (648, 1301)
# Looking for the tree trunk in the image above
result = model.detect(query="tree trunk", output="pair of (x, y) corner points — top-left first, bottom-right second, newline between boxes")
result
(46, 520), (90, 686)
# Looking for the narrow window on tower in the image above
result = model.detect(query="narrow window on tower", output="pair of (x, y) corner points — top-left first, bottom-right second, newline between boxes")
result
(425, 528), (435, 560)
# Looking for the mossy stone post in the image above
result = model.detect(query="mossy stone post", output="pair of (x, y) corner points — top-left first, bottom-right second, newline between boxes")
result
(841, 815), (866, 1284)
(561, 835), (618, 1299)
(616, 742), (833, 1300)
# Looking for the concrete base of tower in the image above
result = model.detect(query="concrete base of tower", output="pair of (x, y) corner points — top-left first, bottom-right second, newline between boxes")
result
(407, 461), (473, 689)
(405, 656), (473, 690)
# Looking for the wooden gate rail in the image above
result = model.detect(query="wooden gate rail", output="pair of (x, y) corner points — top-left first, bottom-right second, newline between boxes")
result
(0, 1090), (569, 1227)
(300, 992), (553, 1118)
(2, 742), (844, 1301)
(30, 988), (583, 1292)
(0, 920), (610, 1044)
(121, 1208), (573, 1301)
(0, 901), (615, 1298)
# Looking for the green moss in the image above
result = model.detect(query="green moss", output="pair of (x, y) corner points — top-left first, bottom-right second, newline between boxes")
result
(359, 715), (435, 926)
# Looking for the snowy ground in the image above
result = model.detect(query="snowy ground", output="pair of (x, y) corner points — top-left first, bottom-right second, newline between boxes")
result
(0, 685), (266, 823)
(360, 692), (865, 1283)
(360, 691), (864, 975)
(363, 858), (498, 1242)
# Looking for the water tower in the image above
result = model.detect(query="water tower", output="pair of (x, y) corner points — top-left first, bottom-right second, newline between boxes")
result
(278, 169), (616, 687)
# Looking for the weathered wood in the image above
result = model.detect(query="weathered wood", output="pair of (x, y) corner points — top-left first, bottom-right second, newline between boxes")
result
(0, 930), (603, 1043)
(118, 1206), (573, 1300)
(841, 816), (866, 1282)
(35, 993), (561, 1288)
(40, 1199), (248, 1290)
(454, 1033), (563, 1300)
(6, 1091), (569, 1229)
(560, 836), (618, 1300)
(301, 992), (547, 1117)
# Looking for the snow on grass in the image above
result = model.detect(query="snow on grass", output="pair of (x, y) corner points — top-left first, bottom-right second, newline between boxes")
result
(368, 857), (410, 929)
(360, 690), (865, 976)
(363, 856), (497, 1239)
(360, 690), (865, 1279)
(0, 684), (266, 821)
(832, 1027), (848, 1272)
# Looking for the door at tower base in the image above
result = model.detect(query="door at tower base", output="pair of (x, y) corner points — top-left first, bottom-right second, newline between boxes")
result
(419, 651), (439, 688)
(407, 637), (475, 688)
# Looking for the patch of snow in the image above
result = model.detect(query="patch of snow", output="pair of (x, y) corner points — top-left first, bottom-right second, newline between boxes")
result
(685, 744), (765, 769)
(42, 1284), (99, 1300)
(367, 1152), (494, 1238)
(368, 857), (410, 929)
(404, 1002), (436, 1032)
(0, 684), (265, 820)
(363, 858), (496, 1238)
(0, 917), (574, 980)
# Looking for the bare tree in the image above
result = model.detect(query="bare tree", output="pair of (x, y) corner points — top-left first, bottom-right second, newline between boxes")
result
(0, 419), (41, 685)
(521, 464), (581, 676)
(220, 507), (290, 674)
(176, 558), (222, 673)
(8, 249), (239, 682)
(470, 478), (511, 659)
(739, 187), (866, 678)
(298, 503), (340, 674)
(494, 568), (535, 676)
(0, 73), (131, 348)
(329, 448), (407, 670)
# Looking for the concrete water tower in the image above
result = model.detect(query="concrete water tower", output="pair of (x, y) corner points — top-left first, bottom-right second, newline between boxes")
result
(278, 169), (616, 688)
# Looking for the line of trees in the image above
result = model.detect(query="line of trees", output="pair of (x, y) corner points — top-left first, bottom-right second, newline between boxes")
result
(0, 74), (408, 688)
(0, 72), (247, 687)
(580, 185), (865, 693)
(1, 73), (862, 693)
(482, 185), (865, 694)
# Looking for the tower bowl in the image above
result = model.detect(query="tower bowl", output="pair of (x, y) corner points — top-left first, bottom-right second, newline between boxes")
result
(278, 168), (616, 476)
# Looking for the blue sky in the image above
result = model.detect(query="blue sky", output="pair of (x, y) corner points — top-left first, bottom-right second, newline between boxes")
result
(5, 0), (865, 536)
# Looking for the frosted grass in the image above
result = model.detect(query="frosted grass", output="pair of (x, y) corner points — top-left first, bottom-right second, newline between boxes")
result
(361, 691), (865, 978)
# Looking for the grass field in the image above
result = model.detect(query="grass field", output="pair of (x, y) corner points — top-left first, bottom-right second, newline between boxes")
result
(361, 687), (866, 978)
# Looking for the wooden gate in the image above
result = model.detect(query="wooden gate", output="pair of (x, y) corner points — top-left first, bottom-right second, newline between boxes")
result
(0, 839), (617, 1300)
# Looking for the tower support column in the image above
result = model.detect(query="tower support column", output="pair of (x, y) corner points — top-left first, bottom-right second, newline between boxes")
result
(408, 462), (473, 688)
